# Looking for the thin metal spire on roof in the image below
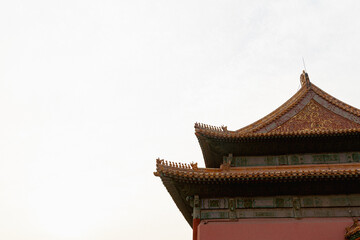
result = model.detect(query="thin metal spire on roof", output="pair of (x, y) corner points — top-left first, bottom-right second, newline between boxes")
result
(302, 57), (307, 73)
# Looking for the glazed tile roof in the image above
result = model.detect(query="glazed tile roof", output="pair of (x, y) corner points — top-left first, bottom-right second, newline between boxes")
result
(195, 71), (360, 139)
(154, 158), (360, 183)
(195, 126), (360, 139)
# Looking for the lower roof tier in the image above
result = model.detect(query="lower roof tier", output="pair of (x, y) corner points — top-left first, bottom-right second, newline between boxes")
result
(154, 159), (360, 227)
(155, 159), (360, 183)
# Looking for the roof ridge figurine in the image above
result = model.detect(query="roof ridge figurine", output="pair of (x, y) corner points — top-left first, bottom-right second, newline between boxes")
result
(300, 70), (311, 88)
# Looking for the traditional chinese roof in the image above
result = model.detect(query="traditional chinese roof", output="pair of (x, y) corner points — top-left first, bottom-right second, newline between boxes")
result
(154, 158), (360, 226)
(155, 71), (360, 227)
(196, 71), (360, 167)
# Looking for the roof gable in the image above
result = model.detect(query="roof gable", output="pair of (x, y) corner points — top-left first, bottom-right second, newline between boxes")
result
(194, 71), (360, 167)
(270, 99), (360, 133)
(236, 73), (360, 134)
(196, 71), (360, 137)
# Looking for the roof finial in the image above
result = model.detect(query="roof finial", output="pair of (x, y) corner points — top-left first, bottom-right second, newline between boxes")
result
(300, 70), (311, 88)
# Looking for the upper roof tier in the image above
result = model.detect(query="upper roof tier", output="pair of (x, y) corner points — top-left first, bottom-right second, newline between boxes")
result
(195, 71), (360, 168)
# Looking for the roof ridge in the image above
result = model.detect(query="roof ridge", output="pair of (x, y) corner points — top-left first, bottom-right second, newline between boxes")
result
(311, 84), (360, 117)
(236, 85), (309, 133)
(194, 86), (310, 135)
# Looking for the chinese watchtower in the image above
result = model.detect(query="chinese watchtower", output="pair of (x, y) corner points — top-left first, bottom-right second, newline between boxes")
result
(155, 71), (360, 240)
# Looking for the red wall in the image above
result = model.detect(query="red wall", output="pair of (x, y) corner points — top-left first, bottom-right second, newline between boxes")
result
(198, 218), (353, 240)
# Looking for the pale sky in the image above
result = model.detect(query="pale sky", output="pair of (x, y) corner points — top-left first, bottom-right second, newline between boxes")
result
(1, 1), (360, 239)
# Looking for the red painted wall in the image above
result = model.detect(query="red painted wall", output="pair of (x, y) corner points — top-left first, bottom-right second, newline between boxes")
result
(198, 218), (353, 240)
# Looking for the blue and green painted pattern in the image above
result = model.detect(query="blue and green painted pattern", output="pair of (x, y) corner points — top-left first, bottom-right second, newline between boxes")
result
(224, 152), (360, 167)
(199, 194), (360, 220)
(347, 231), (360, 240)
(201, 195), (360, 210)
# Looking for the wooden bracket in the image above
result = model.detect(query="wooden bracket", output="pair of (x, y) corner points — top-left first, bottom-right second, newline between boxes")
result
(193, 195), (200, 219)
(292, 197), (302, 218)
(229, 198), (236, 219)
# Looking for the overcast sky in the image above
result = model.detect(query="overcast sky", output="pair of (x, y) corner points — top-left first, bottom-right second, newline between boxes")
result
(1, 1), (360, 239)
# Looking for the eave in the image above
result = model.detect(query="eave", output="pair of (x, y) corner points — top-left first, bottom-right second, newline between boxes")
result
(196, 130), (360, 168)
(154, 159), (360, 227)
